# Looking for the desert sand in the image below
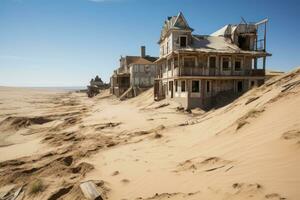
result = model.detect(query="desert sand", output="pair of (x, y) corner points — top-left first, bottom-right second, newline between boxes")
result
(0, 68), (300, 200)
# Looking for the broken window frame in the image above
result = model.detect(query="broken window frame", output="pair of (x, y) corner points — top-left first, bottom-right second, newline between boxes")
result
(221, 57), (231, 71)
(208, 56), (217, 69)
(234, 58), (243, 71)
(179, 35), (187, 48)
(168, 59), (172, 71)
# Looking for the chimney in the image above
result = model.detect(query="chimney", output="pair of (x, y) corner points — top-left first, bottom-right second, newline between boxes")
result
(141, 46), (146, 58)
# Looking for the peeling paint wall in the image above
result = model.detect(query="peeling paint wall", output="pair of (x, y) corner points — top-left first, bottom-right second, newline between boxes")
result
(130, 64), (156, 88)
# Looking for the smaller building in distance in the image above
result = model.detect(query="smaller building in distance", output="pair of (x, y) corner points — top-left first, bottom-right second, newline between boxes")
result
(110, 46), (158, 100)
(154, 12), (271, 110)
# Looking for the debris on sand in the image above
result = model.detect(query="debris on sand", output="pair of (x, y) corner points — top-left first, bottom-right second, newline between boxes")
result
(48, 185), (73, 200)
(154, 103), (169, 109)
(245, 96), (260, 105)
(111, 171), (119, 176)
(153, 132), (162, 139)
(80, 181), (104, 200)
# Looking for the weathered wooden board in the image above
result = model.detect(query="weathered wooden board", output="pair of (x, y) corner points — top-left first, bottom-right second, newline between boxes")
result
(80, 181), (102, 200)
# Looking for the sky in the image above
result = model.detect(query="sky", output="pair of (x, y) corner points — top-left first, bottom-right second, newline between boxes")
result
(0, 0), (300, 87)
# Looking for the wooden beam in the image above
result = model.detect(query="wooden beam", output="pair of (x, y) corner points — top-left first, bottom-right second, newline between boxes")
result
(255, 18), (268, 26)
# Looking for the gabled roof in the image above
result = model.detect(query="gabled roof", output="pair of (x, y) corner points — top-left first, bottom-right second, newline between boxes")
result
(127, 57), (153, 65)
(159, 12), (193, 43)
(125, 56), (157, 65)
(173, 12), (193, 30)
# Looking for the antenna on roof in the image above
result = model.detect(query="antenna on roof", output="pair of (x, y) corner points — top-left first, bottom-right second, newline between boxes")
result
(241, 17), (248, 24)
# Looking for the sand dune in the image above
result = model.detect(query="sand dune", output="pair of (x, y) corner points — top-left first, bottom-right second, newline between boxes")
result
(0, 68), (300, 200)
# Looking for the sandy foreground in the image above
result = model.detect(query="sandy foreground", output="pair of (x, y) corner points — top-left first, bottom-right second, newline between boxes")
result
(0, 69), (300, 200)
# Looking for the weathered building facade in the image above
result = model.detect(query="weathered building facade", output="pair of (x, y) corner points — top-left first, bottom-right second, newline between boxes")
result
(154, 12), (271, 109)
(110, 46), (157, 99)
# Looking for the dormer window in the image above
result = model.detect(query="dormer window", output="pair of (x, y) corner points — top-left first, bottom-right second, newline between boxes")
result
(179, 36), (187, 47)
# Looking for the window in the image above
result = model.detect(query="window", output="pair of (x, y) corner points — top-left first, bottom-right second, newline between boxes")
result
(180, 36), (187, 47)
(209, 57), (216, 68)
(174, 57), (178, 68)
(222, 57), (230, 71)
(181, 80), (186, 92)
(206, 81), (210, 93)
(168, 59), (172, 70)
(166, 41), (169, 54)
(175, 80), (178, 92)
(184, 57), (195, 68)
(235, 59), (242, 71)
(238, 35), (250, 50)
(192, 80), (200, 93)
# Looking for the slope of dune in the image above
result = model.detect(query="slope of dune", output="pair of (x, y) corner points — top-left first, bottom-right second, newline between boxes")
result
(83, 68), (300, 200)
(0, 68), (299, 200)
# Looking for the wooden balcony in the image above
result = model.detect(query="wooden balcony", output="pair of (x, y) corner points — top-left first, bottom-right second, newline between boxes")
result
(157, 67), (266, 78)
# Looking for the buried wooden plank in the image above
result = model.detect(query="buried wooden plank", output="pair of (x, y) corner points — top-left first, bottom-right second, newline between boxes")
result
(80, 181), (103, 200)
(12, 186), (23, 200)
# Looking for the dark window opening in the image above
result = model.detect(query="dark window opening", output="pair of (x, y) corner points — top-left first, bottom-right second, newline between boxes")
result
(192, 80), (200, 93)
(238, 35), (250, 50)
(184, 57), (195, 68)
(166, 42), (169, 54)
(175, 80), (178, 92)
(174, 58), (178, 68)
(168, 81), (172, 91)
(235, 60), (242, 71)
(168, 59), (172, 70)
(237, 81), (243, 93)
(222, 57), (230, 71)
(209, 57), (216, 68)
(181, 81), (186, 92)
(180, 36), (187, 47)
(251, 81), (255, 87)
(206, 81), (210, 93)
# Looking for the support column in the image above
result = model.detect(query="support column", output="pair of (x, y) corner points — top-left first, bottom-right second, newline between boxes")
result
(172, 57), (174, 77)
(254, 58), (257, 69)
(178, 53), (181, 76)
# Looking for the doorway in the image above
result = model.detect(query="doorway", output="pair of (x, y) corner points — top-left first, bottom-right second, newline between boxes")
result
(237, 81), (243, 93)
(169, 81), (173, 98)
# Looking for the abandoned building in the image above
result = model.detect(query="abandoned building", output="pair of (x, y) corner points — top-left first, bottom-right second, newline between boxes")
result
(154, 12), (271, 109)
(110, 46), (158, 99)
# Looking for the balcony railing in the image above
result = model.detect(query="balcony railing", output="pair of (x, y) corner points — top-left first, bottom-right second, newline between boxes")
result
(157, 67), (265, 78)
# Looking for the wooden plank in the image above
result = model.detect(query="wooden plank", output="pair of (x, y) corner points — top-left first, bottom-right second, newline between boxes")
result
(12, 186), (23, 200)
(80, 181), (102, 200)
(255, 18), (268, 26)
